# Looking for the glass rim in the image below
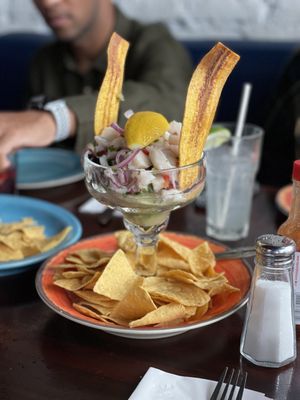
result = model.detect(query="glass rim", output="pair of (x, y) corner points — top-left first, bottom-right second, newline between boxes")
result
(214, 122), (264, 141)
(83, 150), (206, 173)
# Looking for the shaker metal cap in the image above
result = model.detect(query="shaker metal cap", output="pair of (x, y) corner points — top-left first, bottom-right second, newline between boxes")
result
(256, 234), (296, 267)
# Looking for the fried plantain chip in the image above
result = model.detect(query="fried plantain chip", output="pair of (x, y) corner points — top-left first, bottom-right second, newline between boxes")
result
(94, 32), (129, 135)
(179, 42), (240, 188)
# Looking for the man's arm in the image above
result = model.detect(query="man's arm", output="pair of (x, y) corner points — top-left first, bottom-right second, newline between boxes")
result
(0, 109), (77, 170)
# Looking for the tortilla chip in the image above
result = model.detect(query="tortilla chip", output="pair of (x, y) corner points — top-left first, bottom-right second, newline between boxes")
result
(73, 303), (114, 323)
(54, 275), (92, 291)
(62, 271), (91, 279)
(143, 276), (210, 307)
(38, 227), (71, 252)
(77, 301), (115, 316)
(157, 256), (190, 271)
(158, 235), (191, 262)
(66, 248), (112, 266)
(189, 241), (216, 276)
(93, 249), (137, 300)
(0, 243), (23, 261)
(74, 290), (117, 306)
(129, 303), (188, 328)
(0, 218), (35, 234)
(0, 218), (73, 263)
(208, 282), (240, 297)
(115, 230), (136, 253)
(110, 277), (157, 321)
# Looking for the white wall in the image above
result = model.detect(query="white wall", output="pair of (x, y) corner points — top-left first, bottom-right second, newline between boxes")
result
(0, 0), (299, 41)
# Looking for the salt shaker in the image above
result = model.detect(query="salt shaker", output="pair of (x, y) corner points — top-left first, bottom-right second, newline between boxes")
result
(240, 234), (297, 368)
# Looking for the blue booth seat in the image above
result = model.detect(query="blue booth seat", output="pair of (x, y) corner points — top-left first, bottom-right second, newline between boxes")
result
(0, 32), (298, 126)
(0, 32), (52, 110)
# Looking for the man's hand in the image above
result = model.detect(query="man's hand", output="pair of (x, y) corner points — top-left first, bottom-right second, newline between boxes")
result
(0, 109), (76, 170)
(0, 110), (55, 169)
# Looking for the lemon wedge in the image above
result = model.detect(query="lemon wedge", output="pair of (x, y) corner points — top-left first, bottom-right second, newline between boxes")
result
(124, 111), (169, 149)
(204, 125), (231, 150)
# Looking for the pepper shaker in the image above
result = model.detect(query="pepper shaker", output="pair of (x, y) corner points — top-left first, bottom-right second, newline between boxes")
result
(240, 234), (297, 368)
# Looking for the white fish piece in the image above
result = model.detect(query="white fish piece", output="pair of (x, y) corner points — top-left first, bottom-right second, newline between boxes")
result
(168, 144), (179, 156)
(150, 141), (164, 152)
(168, 133), (180, 145)
(149, 147), (174, 170)
(129, 151), (152, 169)
(168, 120), (182, 135)
(95, 135), (108, 147)
(111, 136), (126, 149)
(95, 142), (106, 153)
(162, 149), (177, 166)
(101, 126), (120, 141)
(163, 131), (171, 141)
(137, 170), (155, 189)
(152, 176), (165, 192)
(99, 155), (109, 166)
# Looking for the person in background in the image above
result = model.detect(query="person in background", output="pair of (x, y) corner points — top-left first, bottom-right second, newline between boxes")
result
(257, 50), (300, 187)
(0, 0), (193, 170)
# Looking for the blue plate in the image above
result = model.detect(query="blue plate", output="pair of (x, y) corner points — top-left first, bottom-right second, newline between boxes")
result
(0, 195), (82, 276)
(16, 148), (84, 189)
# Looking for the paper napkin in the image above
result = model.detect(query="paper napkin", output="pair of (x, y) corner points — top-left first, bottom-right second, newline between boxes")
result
(129, 367), (272, 400)
(78, 197), (122, 217)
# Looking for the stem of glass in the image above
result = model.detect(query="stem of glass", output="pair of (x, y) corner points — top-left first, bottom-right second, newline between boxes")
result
(123, 215), (170, 276)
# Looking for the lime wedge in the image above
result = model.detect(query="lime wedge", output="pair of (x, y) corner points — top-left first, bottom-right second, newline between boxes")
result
(204, 126), (231, 150)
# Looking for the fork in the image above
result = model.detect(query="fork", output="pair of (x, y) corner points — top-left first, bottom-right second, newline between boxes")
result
(209, 367), (248, 400)
(214, 246), (256, 260)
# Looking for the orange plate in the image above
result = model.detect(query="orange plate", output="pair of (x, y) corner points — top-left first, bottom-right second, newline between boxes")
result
(276, 184), (292, 216)
(36, 232), (251, 339)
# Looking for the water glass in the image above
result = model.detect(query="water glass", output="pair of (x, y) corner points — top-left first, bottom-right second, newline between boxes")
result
(205, 123), (264, 241)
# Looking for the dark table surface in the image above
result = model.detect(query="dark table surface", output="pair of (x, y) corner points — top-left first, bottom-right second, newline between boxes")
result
(0, 182), (299, 400)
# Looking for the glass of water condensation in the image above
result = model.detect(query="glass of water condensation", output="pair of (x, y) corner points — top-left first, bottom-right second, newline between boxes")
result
(205, 123), (264, 241)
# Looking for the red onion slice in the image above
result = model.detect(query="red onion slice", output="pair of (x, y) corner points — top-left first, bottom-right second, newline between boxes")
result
(127, 178), (138, 193)
(115, 148), (141, 168)
(117, 169), (131, 185)
(115, 149), (129, 165)
(111, 122), (124, 134)
(109, 173), (123, 188)
(169, 171), (177, 189)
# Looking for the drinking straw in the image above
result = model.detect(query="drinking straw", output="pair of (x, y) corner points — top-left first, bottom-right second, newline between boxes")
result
(218, 82), (252, 229)
(232, 83), (252, 155)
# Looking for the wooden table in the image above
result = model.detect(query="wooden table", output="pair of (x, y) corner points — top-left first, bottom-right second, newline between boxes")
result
(0, 182), (299, 400)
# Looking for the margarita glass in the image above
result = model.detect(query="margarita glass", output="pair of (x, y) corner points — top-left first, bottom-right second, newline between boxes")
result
(83, 151), (206, 275)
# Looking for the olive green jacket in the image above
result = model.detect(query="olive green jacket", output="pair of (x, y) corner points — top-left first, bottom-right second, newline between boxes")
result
(28, 8), (193, 153)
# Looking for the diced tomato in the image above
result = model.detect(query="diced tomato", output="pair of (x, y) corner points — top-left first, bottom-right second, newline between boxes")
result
(142, 149), (149, 156)
(162, 174), (170, 188)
